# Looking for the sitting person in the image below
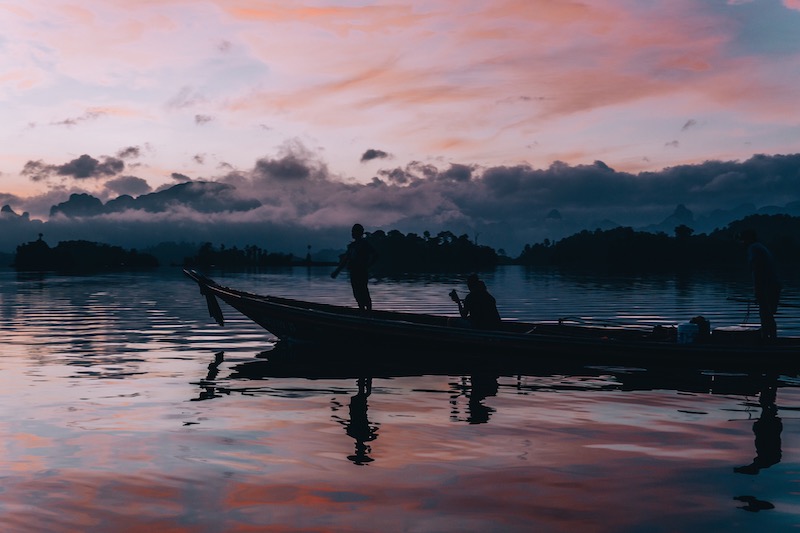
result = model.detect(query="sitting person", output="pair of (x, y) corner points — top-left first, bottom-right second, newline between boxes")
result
(449, 274), (502, 330)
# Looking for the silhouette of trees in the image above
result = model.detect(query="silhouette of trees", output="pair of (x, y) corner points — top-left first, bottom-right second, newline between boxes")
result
(365, 229), (498, 272)
(516, 214), (800, 271)
(13, 237), (158, 272)
(12, 215), (799, 274)
(183, 242), (294, 269)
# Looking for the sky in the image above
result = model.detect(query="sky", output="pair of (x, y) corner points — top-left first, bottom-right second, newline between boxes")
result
(1, 0), (799, 255)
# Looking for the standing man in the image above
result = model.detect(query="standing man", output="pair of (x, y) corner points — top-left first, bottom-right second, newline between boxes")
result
(332, 223), (378, 311)
(739, 230), (782, 342)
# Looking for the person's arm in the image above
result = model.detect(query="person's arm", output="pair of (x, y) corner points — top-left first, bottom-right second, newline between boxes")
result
(331, 249), (350, 278)
(450, 290), (467, 318)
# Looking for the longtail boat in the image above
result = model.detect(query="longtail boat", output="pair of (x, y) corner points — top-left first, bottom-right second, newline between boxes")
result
(184, 269), (800, 371)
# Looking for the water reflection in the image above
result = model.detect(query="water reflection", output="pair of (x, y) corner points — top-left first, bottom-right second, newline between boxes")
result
(468, 374), (499, 424)
(734, 374), (782, 476)
(732, 374), (782, 513)
(332, 377), (379, 465)
(194, 351), (226, 401)
(449, 374), (499, 424)
(5, 268), (800, 531)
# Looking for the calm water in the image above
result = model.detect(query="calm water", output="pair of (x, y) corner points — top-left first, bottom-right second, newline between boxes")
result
(1, 266), (799, 532)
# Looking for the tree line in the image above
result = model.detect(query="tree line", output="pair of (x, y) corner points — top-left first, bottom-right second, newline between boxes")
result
(517, 214), (800, 271)
(13, 236), (158, 272)
(11, 214), (800, 273)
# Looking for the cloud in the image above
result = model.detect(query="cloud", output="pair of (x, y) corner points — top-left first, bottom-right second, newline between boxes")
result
(21, 154), (125, 181)
(50, 110), (105, 128)
(681, 119), (697, 131)
(5, 144), (800, 256)
(116, 146), (142, 159)
(360, 149), (390, 162)
(56, 154), (124, 179)
(195, 114), (214, 125)
(104, 175), (152, 197)
(51, 180), (260, 218)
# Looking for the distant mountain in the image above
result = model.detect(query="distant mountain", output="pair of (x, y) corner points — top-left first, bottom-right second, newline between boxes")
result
(641, 204), (694, 234)
(50, 181), (261, 217)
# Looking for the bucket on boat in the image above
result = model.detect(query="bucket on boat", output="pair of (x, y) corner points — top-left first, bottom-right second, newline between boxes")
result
(677, 322), (699, 344)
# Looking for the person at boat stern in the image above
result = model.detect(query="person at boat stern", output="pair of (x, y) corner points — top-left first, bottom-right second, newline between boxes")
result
(331, 223), (379, 311)
(450, 273), (502, 330)
(738, 229), (782, 342)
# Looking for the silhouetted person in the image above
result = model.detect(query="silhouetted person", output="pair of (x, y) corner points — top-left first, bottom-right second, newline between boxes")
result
(344, 378), (377, 465)
(468, 373), (498, 424)
(738, 230), (781, 342)
(332, 224), (378, 311)
(450, 273), (501, 330)
(734, 376), (782, 475)
(194, 351), (225, 401)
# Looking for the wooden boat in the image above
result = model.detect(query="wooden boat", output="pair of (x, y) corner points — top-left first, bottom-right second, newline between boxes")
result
(184, 269), (800, 370)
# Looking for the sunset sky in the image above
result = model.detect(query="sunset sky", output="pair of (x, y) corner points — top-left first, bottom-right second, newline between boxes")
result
(1, 0), (799, 253)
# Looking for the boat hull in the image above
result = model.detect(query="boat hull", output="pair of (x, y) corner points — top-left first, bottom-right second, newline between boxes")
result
(184, 269), (800, 371)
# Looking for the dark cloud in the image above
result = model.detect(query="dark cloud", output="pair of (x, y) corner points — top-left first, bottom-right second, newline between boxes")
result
(22, 155), (125, 181)
(5, 148), (800, 257)
(665, 140), (680, 148)
(171, 173), (192, 182)
(255, 154), (312, 181)
(117, 146), (142, 159)
(104, 176), (153, 197)
(21, 160), (51, 182)
(50, 181), (260, 219)
(440, 164), (474, 182)
(195, 114), (213, 125)
(193, 154), (206, 164)
(360, 149), (390, 162)
(378, 167), (413, 184)
(56, 154), (124, 179)
(681, 119), (697, 131)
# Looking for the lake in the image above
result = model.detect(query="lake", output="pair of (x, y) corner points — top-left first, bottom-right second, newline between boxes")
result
(1, 265), (799, 532)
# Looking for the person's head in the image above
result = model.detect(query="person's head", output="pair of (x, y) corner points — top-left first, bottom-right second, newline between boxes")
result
(467, 273), (481, 291)
(737, 229), (757, 245)
(351, 223), (364, 239)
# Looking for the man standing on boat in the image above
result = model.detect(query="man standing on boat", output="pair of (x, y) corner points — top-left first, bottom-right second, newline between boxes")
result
(738, 229), (782, 342)
(332, 223), (379, 311)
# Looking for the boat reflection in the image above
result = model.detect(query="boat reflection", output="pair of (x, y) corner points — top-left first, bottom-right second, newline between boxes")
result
(192, 343), (790, 475)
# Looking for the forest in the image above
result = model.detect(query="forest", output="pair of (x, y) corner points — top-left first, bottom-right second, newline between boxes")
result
(517, 214), (800, 271)
(13, 236), (158, 272)
(10, 214), (800, 274)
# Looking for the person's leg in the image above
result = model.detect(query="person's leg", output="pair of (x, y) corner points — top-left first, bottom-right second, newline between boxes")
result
(350, 272), (371, 310)
(759, 290), (779, 340)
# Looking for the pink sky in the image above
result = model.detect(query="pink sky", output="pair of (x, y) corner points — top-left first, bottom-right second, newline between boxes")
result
(2, 0), (799, 199)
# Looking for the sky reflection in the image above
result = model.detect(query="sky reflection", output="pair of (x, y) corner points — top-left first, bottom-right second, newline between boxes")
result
(2, 269), (800, 531)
